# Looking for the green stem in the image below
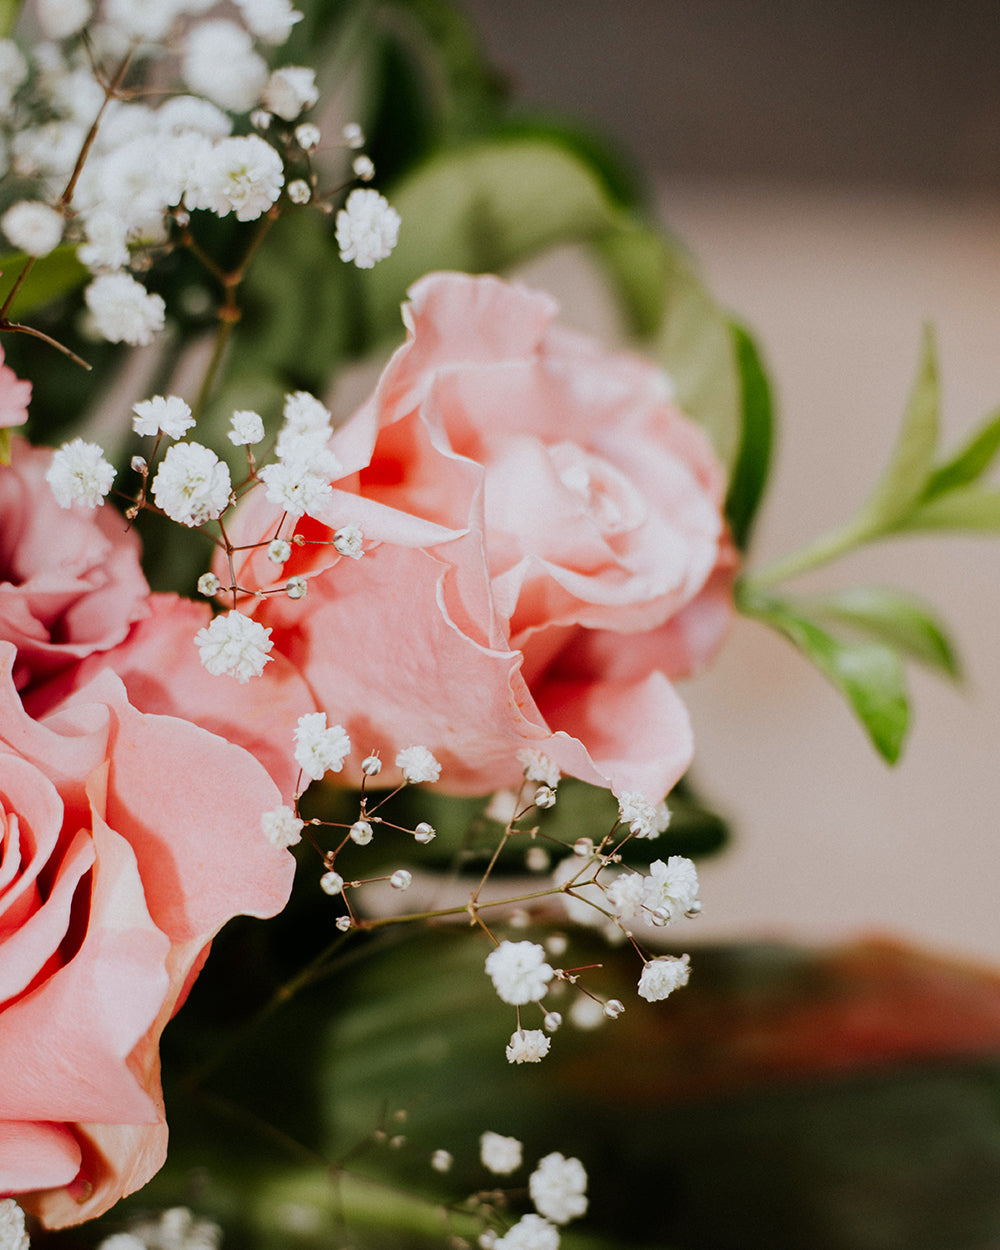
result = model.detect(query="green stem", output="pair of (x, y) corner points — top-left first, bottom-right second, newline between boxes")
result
(746, 517), (871, 588)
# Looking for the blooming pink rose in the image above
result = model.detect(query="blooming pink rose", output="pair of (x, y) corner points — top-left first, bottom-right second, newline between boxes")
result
(0, 642), (295, 1228)
(0, 438), (148, 697)
(0, 345), (31, 430)
(227, 272), (735, 799)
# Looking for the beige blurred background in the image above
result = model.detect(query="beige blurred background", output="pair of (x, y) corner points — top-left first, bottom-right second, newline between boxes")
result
(458, 0), (1000, 963)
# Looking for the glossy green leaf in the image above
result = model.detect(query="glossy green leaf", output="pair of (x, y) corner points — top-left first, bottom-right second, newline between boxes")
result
(725, 322), (775, 550)
(898, 484), (1000, 531)
(803, 585), (960, 679)
(741, 590), (909, 762)
(921, 405), (1000, 501)
(0, 247), (88, 318)
(646, 238), (741, 467)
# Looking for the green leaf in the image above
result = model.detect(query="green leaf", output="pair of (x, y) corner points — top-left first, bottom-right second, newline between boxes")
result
(0, 428), (10, 465)
(0, 0), (21, 37)
(365, 137), (636, 333)
(725, 322), (774, 550)
(590, 222), (670, 339)
(897, 484), (1000, 531)
(803, 585), (961, 679)
(741, 590), (909, 762)
(922, 405), (1000, 501)
(645, 238), (741, 468)
(849, 324), (939, 534)
(0, 246), (88, 317)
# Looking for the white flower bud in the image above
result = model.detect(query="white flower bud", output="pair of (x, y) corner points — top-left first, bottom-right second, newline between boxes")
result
(320, 870), (344, 895)
(534, 785), (556, 809)
(335, 915), (352, 931)
(287, 178), (311, 204)
(286, 575), (307, 599)
(603, 998), (625, 1020)
(413, 822), (436, 844)
(268, 538), (292, 564)
(389, 869), (412, 891)
(573, 837), (593, 857)
(543, 1011), (562, 1032)
(350, 820), (373, 845)
(361, 753), (382, 776)
(198, 572), (220, 597)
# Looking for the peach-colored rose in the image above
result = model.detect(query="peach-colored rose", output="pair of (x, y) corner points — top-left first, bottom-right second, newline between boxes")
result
(0, 642), (295, 1228)
(0, 347), (31, 430)
(227, 272), (735, 800)
(0, 438), (148, 697)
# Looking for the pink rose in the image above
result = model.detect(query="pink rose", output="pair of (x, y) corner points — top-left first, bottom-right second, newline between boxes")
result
(0, 346), (31, 430)
(0, 438), (148, 698)
(227, 272), (735, 800)
(0, 643), (295, 1227)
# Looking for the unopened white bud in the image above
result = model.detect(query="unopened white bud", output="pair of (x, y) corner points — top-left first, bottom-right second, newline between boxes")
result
(333, 524), (364, 559)
(131, 455), (148, 474)
(389, 869), (412, 891)
(295, 122), (321, 150)
(350, 820), (373, 845)
(573, 837), (594, 857)
(431, 1149), (453, 1173)
(198, 572), (220, 597)
(649, 907), (671, 927)
(335, 914), (352, 931)
(268, 539), (292, 564)
(286, 575), (307, 599)
(414, 821), (436, 844)
(603, 998), (625, 1020)
(342, 122), (364, 148)
(287, 178), (311, 205)
(352, 154), (374, 181)
(361, 754), (382, 776)
(543, 1011), (562, 1032)
(534, 785), (556, 809)
(546, 933), (568, 957)
(525, 846), (550, 872)
(250, 109), (272, 130)
(320, 870), (344, 895)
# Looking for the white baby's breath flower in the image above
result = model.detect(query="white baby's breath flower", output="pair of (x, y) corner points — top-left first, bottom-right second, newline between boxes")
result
(234, 0), (303, 44)
(485, 940), (553, 1005)
(132, 394), (194, 438)
(152, 442), (232, 527)
(282, 389), (331, 430)
(2, 201), (64, 256)
(480, 1131), (522, 1175)
(604, 870), (645, 922)
(637, 953), (691, 1002)
(333, 524), (364, 559)
(77, 208), (130, 271)
(192, 135), (284, 222)
(516, 748), (560, 788)
(228, 409), (265, 445)
(36, 0), (92, 38)
(395, 745), (441, 784)
(342, 122), (364, 148)
(156, 96), (233, 141)
(294, 711), (351, 781)
(0, 1199), (30, 1250)
(431, 1148), (453, 1173)
(0, 40), (28, 113)
(617, 791), (661, 839)
(295, 123), (321, 151)
(641, 856), (700, 923)
(268, 539), (291, 564)
(195, 610), (272, 681)
(262, 66), (318, 120)
(352, 154), (375, 181)
(259, 459), (332, 519)
(287, 178), (311, 205)
(261, 804), (303, 848)
(104, 0), (184, 40)
(46, 439), (115, 508)
(505, 1028), (550, 1064)
(528, 1153), (588, 1225)
(494, 1214), (560, 1250)
(85, 272), (165, 346)
(335, 188), (400, 269)
(182, 20), (268, 113)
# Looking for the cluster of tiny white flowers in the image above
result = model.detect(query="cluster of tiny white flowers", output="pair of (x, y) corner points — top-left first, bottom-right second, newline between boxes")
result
(335, 188), (401, 269)
(293, 712), (351, 781)
(505, 1028), (551, 1064)
(259, 391), (340, 520)
(637, 953), (691, 1002)
(132, 394), (195, 439)
(485, 941), (555, 1005)
(151, 442), (232, 527)
(261, 804), (305, 850)
(528, 1153), (588, 1225)
(194, 610), (272, 682)
(616, 790), (671, 838)
(1, 200), (64, 256)
(516, 748), (561, 789)
(0, 1200), (29, 1250)
(396, 745), (442, 784)
(480, 1131), (523, 1175)
(96, 1205), (222, 1250)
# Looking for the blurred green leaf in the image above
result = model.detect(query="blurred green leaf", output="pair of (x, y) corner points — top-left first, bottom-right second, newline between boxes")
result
(803, 585), (961, 679)
(725, 322), (774, 550)
(921, 405), (1000, 501)
(588, 220), (669, 339)
(895, 484), (1000, 532)
(0, 0), (20, 37)
(741, 590), (909, 762)
(0, 428), (11, 465)
(646, 240), (741, 468)
(0, 247), (88, 318)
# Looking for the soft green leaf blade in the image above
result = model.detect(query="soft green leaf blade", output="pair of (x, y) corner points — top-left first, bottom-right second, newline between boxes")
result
(645, 239), (741, 468)
(803, 585), (961, 679)
(590, 222), (669, 339)
(741, 590), (910, 762)
(725, 322), (775, 550)
(0, 247), (88, 317)
(0, 0), (20, 37)
(850, 325), (939, 533)
(922, 405), (1000, 501)
(365, 137), (629, 333)
(0, 428), (11, 465)
(897, 485), (1000, 531)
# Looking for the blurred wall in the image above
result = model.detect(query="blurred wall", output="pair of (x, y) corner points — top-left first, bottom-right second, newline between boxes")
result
(458, 1), (1000, 963)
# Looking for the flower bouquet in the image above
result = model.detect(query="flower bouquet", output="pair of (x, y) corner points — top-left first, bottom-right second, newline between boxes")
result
(2, 2), (1000, 1249)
